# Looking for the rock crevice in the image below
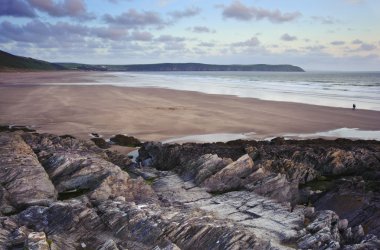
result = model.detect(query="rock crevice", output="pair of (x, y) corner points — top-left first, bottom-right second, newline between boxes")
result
(1, 131), (380, 249)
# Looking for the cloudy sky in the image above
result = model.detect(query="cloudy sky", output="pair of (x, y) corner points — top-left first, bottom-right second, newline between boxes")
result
(1, 0), (379, 71)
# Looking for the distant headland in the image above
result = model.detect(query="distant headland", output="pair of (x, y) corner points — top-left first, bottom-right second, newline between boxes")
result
(59, 62), (305, 72)
(0, 50), (304, 72)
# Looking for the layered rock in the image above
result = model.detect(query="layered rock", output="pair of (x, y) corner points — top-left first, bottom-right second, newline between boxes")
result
(26, 232), (50, 250)
(138, 138), (380, 238)
(22, 132), (156, 204)
(1, 130), (380, 249)
(0, 133), (57, 212)
(203, 154), (254, 193)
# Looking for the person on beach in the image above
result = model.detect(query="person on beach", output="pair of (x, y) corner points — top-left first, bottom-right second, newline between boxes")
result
(353, 104), (356, 110)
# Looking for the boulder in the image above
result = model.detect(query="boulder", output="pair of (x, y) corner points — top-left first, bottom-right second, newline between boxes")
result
(203, 154), (254, 193)
(91, 137), (110, 149)
(110, 134), (142, 147)
(26, 232), (49, 250)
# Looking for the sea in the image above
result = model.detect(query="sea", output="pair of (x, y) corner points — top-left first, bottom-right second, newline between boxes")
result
(103, 71), (380, 111)
(64, 70), (380, 141)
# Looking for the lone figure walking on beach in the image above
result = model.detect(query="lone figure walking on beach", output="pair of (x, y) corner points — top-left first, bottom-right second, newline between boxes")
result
(353, 104), (356, 110)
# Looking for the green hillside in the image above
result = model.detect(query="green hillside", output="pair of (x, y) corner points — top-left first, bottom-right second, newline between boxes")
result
(58, 62), (305, 72)
(0, 50), (305, 72)
(0, 50), (65, 71)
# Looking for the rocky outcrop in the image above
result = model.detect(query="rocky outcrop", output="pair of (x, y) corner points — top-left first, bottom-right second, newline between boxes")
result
(90, 137), (110, 149)
(0, 133), (57, 212)
(203, 154), (254, 193)
(138, 138), (380, 238)
(312, 176), (380, 237)
(1, 130), (380, 249)
(109, 134), (142, 147)
(21, 132), (156, 204)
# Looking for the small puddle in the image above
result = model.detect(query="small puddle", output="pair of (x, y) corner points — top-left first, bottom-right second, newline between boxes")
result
(284, 128), (380, 141)
(127, 148), (140, 163)
(162, 132), (257, 144)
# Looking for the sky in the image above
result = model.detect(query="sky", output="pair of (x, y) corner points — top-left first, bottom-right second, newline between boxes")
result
(0, 0), (379, 71)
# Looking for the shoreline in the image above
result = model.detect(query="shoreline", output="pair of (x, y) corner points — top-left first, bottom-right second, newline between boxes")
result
(2, 71), (380, 112)
(1, 71), (380, 141)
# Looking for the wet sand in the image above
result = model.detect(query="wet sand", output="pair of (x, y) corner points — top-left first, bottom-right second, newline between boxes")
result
(0, 71), (379, 141)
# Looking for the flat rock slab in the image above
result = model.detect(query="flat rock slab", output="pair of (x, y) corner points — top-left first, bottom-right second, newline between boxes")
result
(152, 170), (304, 249)
(0, 132), (57, 210)
(153, 171), (212, 204)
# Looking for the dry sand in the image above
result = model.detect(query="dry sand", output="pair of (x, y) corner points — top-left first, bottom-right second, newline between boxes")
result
(1, 71), (379, 141)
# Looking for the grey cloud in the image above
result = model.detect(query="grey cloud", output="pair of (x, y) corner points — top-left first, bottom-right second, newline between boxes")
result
(303, 45), (326, 51)
(190, 26), (215, 33)
(281, 33), (297, 41)
(192, 47), (207, 55)
(0, 0), (36, 17)
(0, 20), (89, 43)
(311, 16), (340, 24)
(357, 43), (376, 51)
(331, 41), (345, 46)
(92, 27), (128, 40)
(103, 7), (200, 29)
(352, 39), (363, 44)
(169, 7), (201, 19)
(164, 42), (186, 51)
(0, 20), (52, 43)
(222, 1), (301, 23)
(104, 9), (166, 28)
(198, 42), (215, 47)
(350, 40), (376, 51)
(131, 31), (154, 41)
(154, 34), (188, 52)
(156, 35), (185, 42)
(285, 49), (300, 53)
(232, 37), (260, 47)
(26, 0), (94, 19)
(221, 1), (252, 20)
(0, 20), (132, 45)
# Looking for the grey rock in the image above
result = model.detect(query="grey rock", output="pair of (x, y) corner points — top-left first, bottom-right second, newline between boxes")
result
(22, 133), (157, 204)
(1, 131), (380, 249)
(152, 172), (212, 204)
(343, 234), (380, 250)
(99, 239), (120, 250)
(191, 154), (233, 185)
(304, 207), (315, 218)
(245, 171), (297, 203)
(338, 219), (349, 231)
(26, 232), (49, 250)
(203, 154), (254, 193)
(0, 133), (57, 209)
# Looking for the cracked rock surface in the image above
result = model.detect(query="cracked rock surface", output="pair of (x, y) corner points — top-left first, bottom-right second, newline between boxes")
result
(1, 130), (380, 249)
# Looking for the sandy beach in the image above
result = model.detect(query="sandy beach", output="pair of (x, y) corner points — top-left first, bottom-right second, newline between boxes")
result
(1, 71), (379, 141)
